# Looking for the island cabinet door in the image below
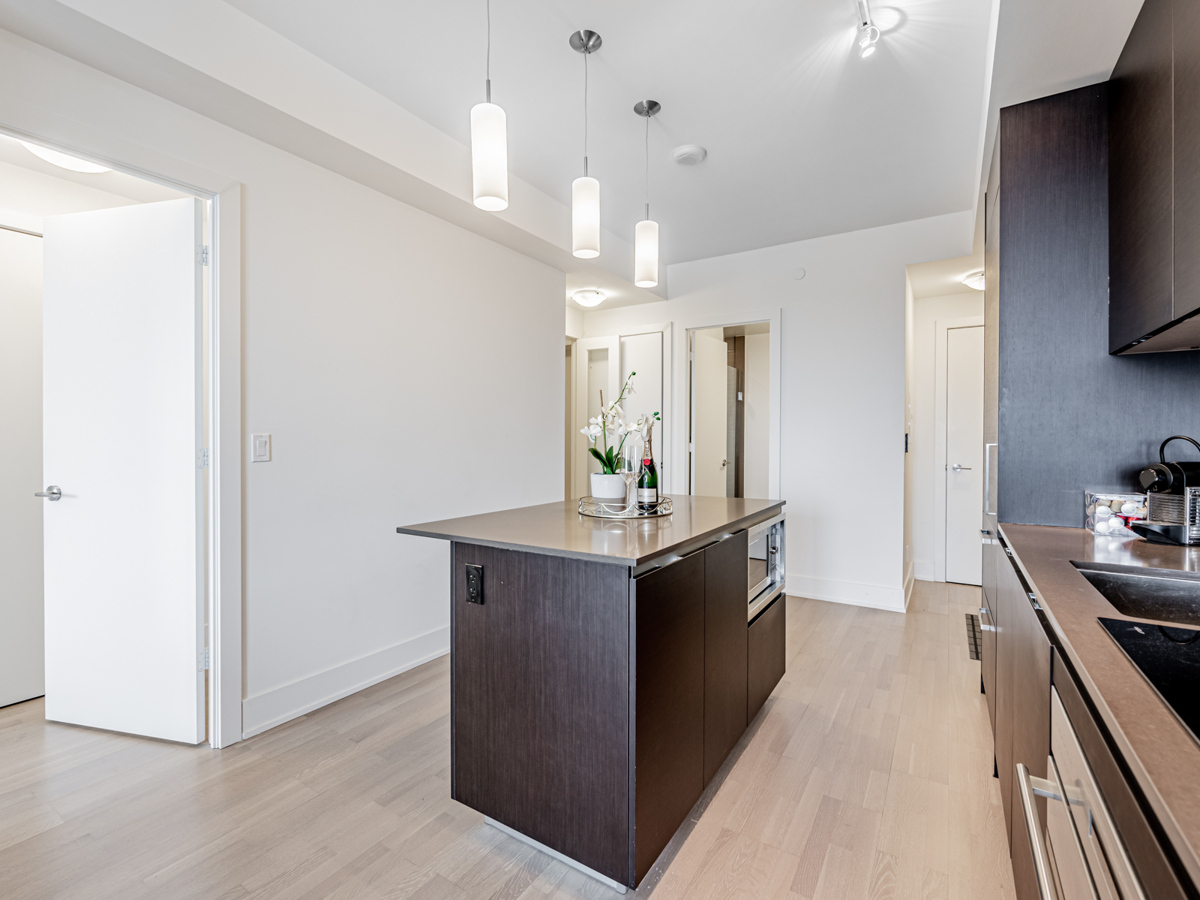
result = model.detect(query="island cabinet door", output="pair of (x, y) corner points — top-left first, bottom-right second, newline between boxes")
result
(703, 531), (749, 786)
(632, 548), (705, 885)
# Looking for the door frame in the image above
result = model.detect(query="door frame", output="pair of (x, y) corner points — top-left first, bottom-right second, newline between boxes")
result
(0, 124), (244, 749)
(933, 315), (984, 583)
(678, 310), (781, 498)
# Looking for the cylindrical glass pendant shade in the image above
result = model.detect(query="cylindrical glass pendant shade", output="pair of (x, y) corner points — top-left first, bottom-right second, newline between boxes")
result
(572, 176), (601, 258)
(471, 102), (509, 211)
(634, 219), (659, 287)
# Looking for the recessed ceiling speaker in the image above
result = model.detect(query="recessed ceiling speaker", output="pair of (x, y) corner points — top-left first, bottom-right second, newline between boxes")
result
(672, 144), (708, 165)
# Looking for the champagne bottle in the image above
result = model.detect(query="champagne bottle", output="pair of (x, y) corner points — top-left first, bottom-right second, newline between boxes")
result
(637, 433), (659, 511)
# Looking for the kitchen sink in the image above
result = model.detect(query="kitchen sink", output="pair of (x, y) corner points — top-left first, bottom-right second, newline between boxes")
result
(1072, 561), (1200, 627)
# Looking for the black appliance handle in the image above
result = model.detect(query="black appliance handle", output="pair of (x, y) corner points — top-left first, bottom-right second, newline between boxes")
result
(1159, 435), (1200, 463)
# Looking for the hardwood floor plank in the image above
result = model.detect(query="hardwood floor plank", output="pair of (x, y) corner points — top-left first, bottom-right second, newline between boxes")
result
(0, 586), (1014, 899)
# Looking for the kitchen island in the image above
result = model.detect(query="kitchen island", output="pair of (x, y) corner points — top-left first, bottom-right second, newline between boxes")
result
(397, 496), (786, 891)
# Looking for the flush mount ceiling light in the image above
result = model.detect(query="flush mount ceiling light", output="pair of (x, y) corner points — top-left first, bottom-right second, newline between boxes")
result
(470, 0), (508, 211)
(672, 144), (707, 166)
(20, 140), (111, 174)
(633, 100), (661, 289)
(962, 271), (986, 291)
(570, 29), (602, 259)
(572, 289), (606, 307)
(856, 0), (881, 58)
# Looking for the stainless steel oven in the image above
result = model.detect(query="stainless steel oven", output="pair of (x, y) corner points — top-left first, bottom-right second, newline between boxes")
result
(748, 513), (785, 620)
(1016, 688), (1145, 900)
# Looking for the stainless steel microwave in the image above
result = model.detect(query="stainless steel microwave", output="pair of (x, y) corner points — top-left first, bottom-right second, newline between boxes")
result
(748, 513), (785, 620)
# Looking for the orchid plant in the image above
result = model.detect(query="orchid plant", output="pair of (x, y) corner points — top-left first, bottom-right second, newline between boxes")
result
(579, 371), (661, 474)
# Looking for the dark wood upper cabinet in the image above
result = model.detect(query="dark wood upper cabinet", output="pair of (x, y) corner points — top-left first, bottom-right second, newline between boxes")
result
(1110, 0), (1200, 352)
(1174, 0), (1200, 323)
(1109, 0), (1174, 353)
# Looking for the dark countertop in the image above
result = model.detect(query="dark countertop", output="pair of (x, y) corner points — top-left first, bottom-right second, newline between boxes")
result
(397, 495), (784, 567)
(1001, 523), (1200, 887)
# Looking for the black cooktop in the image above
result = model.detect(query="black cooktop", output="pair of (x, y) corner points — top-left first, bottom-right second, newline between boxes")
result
(1100, 617), (1200, 745)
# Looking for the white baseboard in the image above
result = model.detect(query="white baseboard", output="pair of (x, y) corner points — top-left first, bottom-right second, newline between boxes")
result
(914, 559), (937, 582)
(785, 575), (906, 613)
(241, 626), (450, 738)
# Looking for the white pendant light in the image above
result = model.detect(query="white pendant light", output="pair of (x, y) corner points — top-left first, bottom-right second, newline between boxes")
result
(634, 220), (659, 288)
(572, 175), (600, 258)
(471, 0), (508, 211)
(633, 100), (661, 288)
(570, 30), (602, 259)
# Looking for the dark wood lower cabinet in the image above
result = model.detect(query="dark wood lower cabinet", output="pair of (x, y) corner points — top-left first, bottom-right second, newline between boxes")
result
(748, 594), (786, 722)
(452, 543), (632, 883)
(1006, 565), (1052, 900)
(451, 521), (786, 889)
(703, 531), (749, 785)
(995, 546), (1018, 846)
(632, 550), (706, 884)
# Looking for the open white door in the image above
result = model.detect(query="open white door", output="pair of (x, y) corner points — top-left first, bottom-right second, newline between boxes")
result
(691, 328), (729, 496)
(42, 198), (205, 744)
(0, 228), (46, 709)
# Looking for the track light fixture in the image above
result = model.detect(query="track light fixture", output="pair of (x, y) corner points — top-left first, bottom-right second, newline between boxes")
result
(856, 0), (880, 58)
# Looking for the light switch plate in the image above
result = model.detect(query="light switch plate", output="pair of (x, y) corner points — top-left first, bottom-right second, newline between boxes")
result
(251, 433), (271, 462)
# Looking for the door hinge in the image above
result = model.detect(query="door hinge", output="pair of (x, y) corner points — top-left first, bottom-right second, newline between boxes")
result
(197, 448), (209, 469)
(198, 245), (209, 266)
(199, 648), (210, 671)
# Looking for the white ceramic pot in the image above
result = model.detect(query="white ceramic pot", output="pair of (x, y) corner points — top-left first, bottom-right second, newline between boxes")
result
(590, 473), (627, 500)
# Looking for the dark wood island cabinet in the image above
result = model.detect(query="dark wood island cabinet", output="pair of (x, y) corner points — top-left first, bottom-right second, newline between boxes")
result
(398, 496), (787, 891)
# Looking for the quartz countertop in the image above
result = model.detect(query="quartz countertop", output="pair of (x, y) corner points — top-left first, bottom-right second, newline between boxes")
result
(397, 495), (784, 567)
(1001, 523), (1200, 887)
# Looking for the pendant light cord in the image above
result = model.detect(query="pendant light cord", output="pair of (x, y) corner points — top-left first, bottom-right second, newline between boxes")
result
(644, 113), (650, 220)
(578, 49), (583, 177)
(485, 0), (492, 102)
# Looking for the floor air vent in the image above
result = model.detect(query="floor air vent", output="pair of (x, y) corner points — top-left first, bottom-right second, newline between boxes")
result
(965, 613), (982, 660)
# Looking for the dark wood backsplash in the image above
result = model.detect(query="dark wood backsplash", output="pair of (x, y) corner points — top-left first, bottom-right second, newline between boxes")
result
(996, 83), (1200, 527)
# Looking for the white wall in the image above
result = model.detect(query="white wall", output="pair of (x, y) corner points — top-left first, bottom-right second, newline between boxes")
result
(908, 291), (984, 582)
(0, 228), (45, 707)
(743, 332), (770, 499)
(584, 211), (972, 611)
(0, 29), (565, 737)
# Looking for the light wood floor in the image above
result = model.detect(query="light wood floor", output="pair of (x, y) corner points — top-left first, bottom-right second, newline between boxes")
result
(0, 582), (1015, 899)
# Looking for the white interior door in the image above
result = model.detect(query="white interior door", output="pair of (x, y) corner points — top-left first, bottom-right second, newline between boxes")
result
(945, 325), (984, 585)
(572, 336), (619, 499)
(0, 228), (46, 708)
(42, 198), (205, 743)
(691, 327), (728, 496)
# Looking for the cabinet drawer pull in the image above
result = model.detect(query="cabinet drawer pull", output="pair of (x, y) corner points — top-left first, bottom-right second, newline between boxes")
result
(1016, 763), (1061, 900)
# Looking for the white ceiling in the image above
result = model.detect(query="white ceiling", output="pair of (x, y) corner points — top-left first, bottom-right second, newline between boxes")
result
(225, 0), (995, 266)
